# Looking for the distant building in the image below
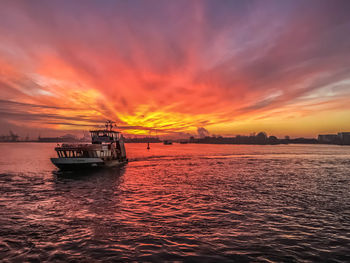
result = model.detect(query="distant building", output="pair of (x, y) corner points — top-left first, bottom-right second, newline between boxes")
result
(0, 131), (19, 142)
(317, 132), (350, 145)
(38, 134), (78, 142)
(318, 134), (338, 144)
(268, 136), (278, 144)
(124, 136), (161, 143)
(338, 132), (350, 145)
(256, 132), (268, 144)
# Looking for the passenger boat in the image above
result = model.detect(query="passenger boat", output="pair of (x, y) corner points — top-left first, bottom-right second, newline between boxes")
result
(51, 121), (127, 170)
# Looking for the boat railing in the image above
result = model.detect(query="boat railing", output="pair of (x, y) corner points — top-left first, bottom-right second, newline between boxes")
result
(55, 144), (102, 151)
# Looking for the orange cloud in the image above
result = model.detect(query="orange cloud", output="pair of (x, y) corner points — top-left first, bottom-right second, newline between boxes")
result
(0, 0), (350, 138)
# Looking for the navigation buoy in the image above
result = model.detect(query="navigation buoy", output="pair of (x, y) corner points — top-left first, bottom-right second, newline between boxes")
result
(147, 142), (150, 150)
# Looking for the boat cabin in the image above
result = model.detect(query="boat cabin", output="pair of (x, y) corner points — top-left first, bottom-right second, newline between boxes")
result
(90, 130), (121, 144)
(55, 144), (118, 160)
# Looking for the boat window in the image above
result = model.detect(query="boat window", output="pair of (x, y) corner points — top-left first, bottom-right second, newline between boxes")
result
(88, 151), (96, 158)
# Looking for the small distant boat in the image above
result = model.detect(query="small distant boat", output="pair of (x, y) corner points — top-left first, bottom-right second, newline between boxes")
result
(163, 140), (173, 145)
(51, 121), (127, 170)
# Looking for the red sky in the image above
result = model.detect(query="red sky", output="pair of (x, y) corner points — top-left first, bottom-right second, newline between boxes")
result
(0, 0), (350, 138)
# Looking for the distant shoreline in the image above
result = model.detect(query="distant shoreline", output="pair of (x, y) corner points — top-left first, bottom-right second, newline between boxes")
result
(0, 141), (349, 146)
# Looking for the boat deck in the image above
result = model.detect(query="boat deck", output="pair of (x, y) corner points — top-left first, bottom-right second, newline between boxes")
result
(55, 144), (109, 151)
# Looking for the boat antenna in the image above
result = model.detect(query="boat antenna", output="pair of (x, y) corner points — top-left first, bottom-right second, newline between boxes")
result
(105, 120), (116, 131)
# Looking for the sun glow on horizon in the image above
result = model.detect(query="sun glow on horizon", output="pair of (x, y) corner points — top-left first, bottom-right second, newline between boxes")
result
(0, 0), (350, 138)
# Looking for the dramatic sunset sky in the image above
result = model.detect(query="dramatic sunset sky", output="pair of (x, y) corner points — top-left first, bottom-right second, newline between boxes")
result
(0, 0), (350, 138)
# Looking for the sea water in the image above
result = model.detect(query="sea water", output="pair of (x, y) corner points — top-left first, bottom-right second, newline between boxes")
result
(0, 143), (349, 262)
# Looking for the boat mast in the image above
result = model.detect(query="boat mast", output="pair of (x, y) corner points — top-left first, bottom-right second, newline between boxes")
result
(105, 120), (115, 131)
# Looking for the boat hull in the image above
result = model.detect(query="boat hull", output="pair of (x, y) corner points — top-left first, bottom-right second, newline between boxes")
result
(50, 157), (127, 170)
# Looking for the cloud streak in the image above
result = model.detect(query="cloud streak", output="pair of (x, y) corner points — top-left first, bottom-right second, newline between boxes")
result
(0, 0), (350, 137)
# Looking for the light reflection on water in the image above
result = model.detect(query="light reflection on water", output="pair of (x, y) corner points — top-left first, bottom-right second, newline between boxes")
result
(0, 143), (350, 262)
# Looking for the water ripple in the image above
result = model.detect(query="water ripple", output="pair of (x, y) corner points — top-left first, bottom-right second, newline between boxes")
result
(0, 143), (350, 261)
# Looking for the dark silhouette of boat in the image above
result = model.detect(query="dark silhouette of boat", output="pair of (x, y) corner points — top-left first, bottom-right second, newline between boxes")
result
(163, 140), (173, 145)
